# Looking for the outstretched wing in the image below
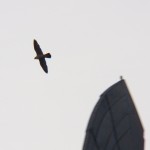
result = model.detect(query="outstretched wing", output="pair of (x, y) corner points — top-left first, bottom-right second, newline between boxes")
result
(39, 58), (48, 73)
(33, 39), (43, 55)
(83, 80), (144, 150)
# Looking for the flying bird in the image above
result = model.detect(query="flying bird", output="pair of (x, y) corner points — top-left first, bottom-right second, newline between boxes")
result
(33, 39), (51, 73)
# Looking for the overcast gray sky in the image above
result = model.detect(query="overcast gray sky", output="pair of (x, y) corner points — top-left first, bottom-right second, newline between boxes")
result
(0, 0), (149, 149)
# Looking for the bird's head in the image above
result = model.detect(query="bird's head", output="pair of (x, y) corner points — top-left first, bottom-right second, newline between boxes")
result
(34, 56), (38, 59)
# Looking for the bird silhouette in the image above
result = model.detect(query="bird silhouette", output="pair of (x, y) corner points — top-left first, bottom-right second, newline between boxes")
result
(33, 39), (51, 73)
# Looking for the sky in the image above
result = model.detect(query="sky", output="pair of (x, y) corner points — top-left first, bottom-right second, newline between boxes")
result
(0, 0), (149, 149)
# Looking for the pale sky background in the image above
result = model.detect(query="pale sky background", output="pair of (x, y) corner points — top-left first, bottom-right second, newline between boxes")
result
(0, 0), (149, 150)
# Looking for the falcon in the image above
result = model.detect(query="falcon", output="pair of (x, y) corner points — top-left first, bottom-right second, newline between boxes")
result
(33, 39), (51, 73)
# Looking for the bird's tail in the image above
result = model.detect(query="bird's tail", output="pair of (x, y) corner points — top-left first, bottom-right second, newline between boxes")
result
(44, 53), (51, 58)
